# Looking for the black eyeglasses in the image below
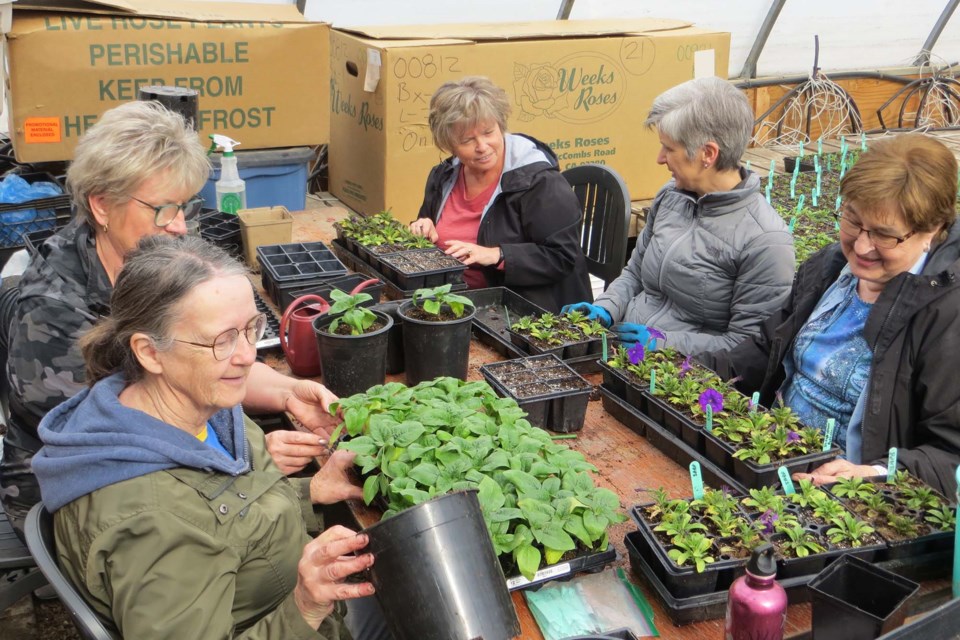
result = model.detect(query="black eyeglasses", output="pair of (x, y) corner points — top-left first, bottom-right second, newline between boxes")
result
(131, 195), (205, 228)
(834, 209), (916, 250)
(173, 313), (267, 361)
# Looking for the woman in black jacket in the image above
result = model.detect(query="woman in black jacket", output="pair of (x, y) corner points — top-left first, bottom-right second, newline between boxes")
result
(410, 76), (591, 312)
(698, 134), (960, 496)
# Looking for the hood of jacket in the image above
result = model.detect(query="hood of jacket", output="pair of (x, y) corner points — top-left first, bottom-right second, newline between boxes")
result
(33, 373), (250, 511)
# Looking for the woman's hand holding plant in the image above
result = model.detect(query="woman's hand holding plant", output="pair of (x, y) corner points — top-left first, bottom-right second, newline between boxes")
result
(409, 218), (439, 242)
(310, 449), (364, 505)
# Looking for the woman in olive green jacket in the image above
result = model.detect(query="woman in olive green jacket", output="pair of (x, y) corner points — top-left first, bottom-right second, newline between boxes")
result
(33, 236), (373, 639)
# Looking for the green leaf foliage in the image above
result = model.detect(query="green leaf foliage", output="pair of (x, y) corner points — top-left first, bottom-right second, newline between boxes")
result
(334, 376), (626, 582)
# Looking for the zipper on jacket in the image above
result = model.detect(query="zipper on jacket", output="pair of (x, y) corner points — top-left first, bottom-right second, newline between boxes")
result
(859, 279), (906, 459)
(645, 197), (698, 329)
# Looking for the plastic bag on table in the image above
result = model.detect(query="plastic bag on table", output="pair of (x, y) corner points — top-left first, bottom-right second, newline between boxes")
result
(523, 567), (658, 640)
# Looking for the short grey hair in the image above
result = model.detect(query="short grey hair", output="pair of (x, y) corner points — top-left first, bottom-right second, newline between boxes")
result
(429, 76), (511, 154)
(67, 101), (210, 226)
(645, 77), (754, 171)
(80, 235), (248, 384)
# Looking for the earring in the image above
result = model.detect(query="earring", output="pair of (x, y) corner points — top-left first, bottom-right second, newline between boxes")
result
(923, 244), (931, 251)
(703, 163), (709, 169)
(102, 223), (109, 233)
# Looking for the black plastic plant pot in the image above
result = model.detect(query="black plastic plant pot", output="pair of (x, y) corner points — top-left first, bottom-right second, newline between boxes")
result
(372, 301), (405, 375)
(808, 553), (919, 640)
(398, 299), (476, 385)
(364, 490), (520, 640)
(313, 311), (393, 398)
(703, 432), (736, 475)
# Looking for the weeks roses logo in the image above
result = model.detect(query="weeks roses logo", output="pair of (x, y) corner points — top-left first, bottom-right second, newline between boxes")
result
(513, 53), (625, 124)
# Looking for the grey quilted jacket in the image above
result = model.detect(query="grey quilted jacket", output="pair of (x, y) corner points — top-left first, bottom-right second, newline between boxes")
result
(595, 170), (795, 354)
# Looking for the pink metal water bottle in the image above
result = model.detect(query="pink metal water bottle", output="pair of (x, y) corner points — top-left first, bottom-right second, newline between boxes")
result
(725, 542), (786, 640)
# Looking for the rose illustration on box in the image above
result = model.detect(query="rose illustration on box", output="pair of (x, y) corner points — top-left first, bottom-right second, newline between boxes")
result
(513, 62), (570, 121)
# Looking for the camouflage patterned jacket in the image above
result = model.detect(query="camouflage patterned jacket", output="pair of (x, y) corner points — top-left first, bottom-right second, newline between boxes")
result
(7, 220), (112, 437)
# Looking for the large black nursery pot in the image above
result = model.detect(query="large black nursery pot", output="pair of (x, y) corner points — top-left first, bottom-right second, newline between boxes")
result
(364, 490), (519, 640)
(312, 310), (393, 398)
(808, 553), (919, 640)
(372, 300), (405, 375)
(398, 300), (476, 385)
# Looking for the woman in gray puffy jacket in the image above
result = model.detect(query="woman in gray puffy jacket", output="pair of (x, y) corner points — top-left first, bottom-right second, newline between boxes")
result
(564, 77), (795, 355)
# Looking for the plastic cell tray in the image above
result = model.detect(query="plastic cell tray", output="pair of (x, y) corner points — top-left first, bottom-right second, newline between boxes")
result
(599, 386), (746, 494)
(199, 209), (242, 258)
(330, 239), (469, 300)
(481, 354), (592, 433)
(0, 172), (72, 267)
(461, 287), (605, 375)
(378, 248), (467, 290)
(278, 273), (385, 313)
(504, 544), (617, 592)
(253, 287), (282, 351)
(257, 241), (348, 303)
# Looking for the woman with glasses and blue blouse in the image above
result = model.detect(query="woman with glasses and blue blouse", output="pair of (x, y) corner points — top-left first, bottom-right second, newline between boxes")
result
(698, 134), (960, 496)
(2, 101), (344, 541)
(33, 235), (370, 639)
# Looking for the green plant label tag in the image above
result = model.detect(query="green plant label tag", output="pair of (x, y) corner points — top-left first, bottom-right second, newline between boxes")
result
(887, 448), (898, 482)
(823, 418), (836, 451)
(788, 216), (796, 233)
(817, 138), (823, 155)
(796, 195), (805, 212)
(745, 160), (751, 172)
(750, 392), (760, 412)
(861, 132), (868, 151)
(649, 369), (657, 395)
(778, 466), (796, 495)
(705, 405), (713, 433)
(689, 461), (704, 499)
(798, 141), (805, 158)
(602, 333), (608, 361)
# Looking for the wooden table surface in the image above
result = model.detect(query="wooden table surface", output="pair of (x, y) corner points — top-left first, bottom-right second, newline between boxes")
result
(274, 206), (950, 640)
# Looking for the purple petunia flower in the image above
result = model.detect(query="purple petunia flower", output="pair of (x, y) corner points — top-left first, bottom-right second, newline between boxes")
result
(759, 509), (778, 535)
(648, 327), (666, 341)
(679, 355), (693, 377)
(628, 342), (645, 365)
(698, 388), (724, 414)
(787, 430), (801, 444)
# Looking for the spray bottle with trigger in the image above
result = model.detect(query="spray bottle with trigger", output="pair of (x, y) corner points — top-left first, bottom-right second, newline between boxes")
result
(208, 134), (246, 215)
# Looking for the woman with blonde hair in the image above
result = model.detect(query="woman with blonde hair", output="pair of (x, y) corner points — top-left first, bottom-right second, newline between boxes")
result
(410, 76), (592, 312)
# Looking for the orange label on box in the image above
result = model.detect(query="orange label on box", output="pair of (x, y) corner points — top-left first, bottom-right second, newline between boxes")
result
(24, 118), (62, 144)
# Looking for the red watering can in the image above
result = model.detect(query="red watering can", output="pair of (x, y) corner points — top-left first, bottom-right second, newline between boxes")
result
(279, 278), (380, 377)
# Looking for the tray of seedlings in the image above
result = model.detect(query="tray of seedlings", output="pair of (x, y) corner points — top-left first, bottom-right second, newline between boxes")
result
(331, 239), (468, 300)
(599, 344), (841, 489)
(824, 471), (956, 561)
(598, 385), (745, 494)
(480, 354), (592, 433)
(461, 287), (613, 374)
(333, 211), (435, 271)
(331, 377), (626, 592)
(625, 480), (891, 625)
(377, 248), (467, 290)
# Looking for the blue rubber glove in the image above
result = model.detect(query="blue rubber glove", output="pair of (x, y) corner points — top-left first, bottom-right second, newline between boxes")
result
(611, 323), (665, 349)
(560, 302), (612, 327)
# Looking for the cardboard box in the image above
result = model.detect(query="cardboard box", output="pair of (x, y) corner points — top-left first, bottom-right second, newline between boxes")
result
(328, 20), (730, 222)
(5, 0), (330, 163)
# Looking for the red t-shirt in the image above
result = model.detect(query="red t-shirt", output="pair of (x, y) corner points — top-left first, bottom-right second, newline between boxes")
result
(436, 169), (500, 289)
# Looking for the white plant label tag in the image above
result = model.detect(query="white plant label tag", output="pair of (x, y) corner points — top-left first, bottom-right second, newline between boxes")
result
(506, 562), (571, 589)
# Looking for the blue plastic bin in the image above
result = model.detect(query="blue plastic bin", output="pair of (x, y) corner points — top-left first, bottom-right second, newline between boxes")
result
(201, 147), (314, 213)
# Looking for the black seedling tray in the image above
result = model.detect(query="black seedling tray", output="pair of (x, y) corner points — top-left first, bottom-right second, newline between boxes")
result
(462, 287), (604, 374)
(257, 241), (348, 304)
(330, 239), (469, 301)
(253, 287), (281, 351)
(200, 209), (242, 258)
(481, 354), (592, 433)
(278, 273), (385, 313)
(730, 443), (842, 490)
(599, 386), (746, 495)
(824, 476), (956, 562)
(505, 544), (617, 592)
(378, 248), (467, 290)
(624, 531), (813, 626)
